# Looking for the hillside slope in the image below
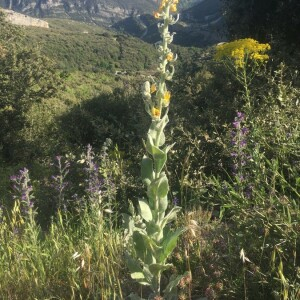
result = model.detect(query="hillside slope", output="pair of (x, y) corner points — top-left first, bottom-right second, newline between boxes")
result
(22, 18), (158, 72)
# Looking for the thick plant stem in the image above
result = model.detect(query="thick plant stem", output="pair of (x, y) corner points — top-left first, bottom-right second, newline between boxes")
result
(242, 66), (251, 110)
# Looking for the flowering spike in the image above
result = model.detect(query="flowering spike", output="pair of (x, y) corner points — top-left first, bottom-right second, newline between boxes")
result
(125, 0), (184, 298)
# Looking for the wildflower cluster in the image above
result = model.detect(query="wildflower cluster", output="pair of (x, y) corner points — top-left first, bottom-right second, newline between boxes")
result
(78, 142), (115, 215)
(215, 38), (271, 68)
(10, 168), (35, 216)
(51, 155), (70, 210)
(230, 112), (252, 198)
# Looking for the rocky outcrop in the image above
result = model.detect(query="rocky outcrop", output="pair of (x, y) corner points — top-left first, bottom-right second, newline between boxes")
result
(0, 0), (157, 26)
(2, 9), (49, 27)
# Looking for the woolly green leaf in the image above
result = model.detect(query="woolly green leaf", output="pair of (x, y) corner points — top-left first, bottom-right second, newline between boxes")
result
(131, 272), (146, 280)
(161, 206), (182, 229)
(145, 134), (155, 156)
(160, 227), (185, 263)
(142, 265), (153, 284)
(147, 179), (157, 200)
(157, 174), (169, 199)
(159, 196), (168, 213)
(146, 220), (161, 236)
(133, 230), (160, 265)
(163, 142), (175, 154)
(138, 199), (152, 222)
(126, 254), (150, 285)
(148, 115), (169, 146)
(149, 263), (173, 276)
(132, 231), (148, 262)
(145, 133), (167, 174)
(154, 151), (167, 174)
(163, 272), (190, 299)
(141, 155), (153, 186)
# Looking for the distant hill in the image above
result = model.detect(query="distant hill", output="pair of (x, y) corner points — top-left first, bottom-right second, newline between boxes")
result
(0, 0), (210, 28)
(1, 0), (226, 48)
(113, 0), (226, 47)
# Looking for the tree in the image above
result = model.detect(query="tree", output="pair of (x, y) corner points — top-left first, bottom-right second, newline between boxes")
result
(0, 12), (64, 162)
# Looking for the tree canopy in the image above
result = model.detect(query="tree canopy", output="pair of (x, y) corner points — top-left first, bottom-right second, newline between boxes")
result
(0, 12), (64, 162)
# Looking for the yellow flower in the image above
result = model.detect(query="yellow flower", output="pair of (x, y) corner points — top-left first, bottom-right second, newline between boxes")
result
(166, 52), (174, 61)
(156, 0), (179, 14)
(153, 11), (160, 19)
(150, 84), (157, 93)
(170, 4), (177, 12)
(151, 107), (161, 118)
(214, 38), (271, 68)
(158, 0), (167, 12)
(163, 91), (171, 104)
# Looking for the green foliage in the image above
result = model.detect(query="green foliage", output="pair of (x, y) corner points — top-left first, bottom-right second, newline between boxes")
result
(0, 3), (299, 300)
(0, 14), (64, 162)
(0, 202), (126, 299)
(221, 0), (300, 46)
(23, 19), (157, 72)
(0, 11), (23, 43)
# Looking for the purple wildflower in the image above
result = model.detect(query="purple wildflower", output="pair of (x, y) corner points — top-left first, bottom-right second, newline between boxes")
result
(10, 168), (35, 217)
(173, 197), (179, 206)
(233, 121), (240, 128)
(230, 111), (253, 197)
(237, 112), (245, 119)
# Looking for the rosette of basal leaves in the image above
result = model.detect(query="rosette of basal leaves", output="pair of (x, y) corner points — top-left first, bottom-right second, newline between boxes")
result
(124, 0), (188, 299)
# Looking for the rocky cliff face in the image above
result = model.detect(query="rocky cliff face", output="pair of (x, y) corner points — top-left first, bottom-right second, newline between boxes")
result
(0, 0), (157, 26)
(2, 8), (49, 27)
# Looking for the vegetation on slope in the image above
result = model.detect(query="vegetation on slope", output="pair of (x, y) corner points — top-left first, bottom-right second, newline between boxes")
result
(0, 5), (299, 300)
(23, 18), (158, 72)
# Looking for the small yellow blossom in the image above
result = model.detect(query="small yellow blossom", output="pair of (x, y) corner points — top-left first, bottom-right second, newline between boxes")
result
(150, 84), (157, 93)
(166, 52), (174, 61)
(151, 107), (161, 118)
(170, 4), (177, 12)
(215, 38), (271, 68)
(155, 0), (179, 15)
(154, 11), (160, 19)
(163, 91), (171, 104)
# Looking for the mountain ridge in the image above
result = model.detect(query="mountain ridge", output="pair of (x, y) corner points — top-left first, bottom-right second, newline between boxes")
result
(0, 0), (158, 25)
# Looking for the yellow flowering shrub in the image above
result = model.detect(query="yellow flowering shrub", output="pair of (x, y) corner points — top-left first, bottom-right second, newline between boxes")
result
(215, 38), (271, 68)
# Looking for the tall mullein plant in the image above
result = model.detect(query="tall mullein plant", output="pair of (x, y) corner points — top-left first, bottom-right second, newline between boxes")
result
(125, 0), (187, 299)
